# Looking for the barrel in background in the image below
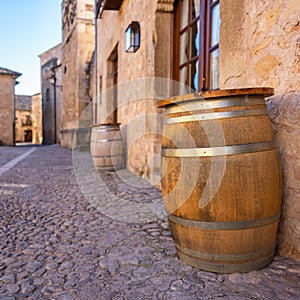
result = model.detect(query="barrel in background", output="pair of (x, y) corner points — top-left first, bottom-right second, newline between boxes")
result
(158, 88), (282, 273)
(90, 123), (123, 171)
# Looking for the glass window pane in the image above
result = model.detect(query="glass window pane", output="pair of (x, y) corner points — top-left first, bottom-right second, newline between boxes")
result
(211, 3), (220, 47)
(190, 20), (200, 58)
(192, 61), (199, 91)
(180, 0), (189, 29)
(210, 49), (219, 89)
(180, 31), (188, 64)
(192, 0), (200, 20)
(179, 66), (189, 94)
(125, 27), (131, 51)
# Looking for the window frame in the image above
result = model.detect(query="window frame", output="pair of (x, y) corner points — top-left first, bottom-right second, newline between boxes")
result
(172, 0), (220, 92)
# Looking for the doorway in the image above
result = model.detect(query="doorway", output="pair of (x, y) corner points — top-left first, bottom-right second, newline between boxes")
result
(24, 130), (32, 142)
(107, 44), (118, 123)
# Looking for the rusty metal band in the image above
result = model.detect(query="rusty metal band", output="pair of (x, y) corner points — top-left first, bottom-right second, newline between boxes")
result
(168, 213), (280, 230)
(162, 141), (275, 157)
(176, 251), (274, 273)
(174, 242), (274, 262)
(92, 138), (122, 143)
(164, 109), (268, 124)
(166, 96), (266, 114)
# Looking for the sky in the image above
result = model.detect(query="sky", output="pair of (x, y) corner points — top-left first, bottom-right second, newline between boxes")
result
(0, 0), (62, 95)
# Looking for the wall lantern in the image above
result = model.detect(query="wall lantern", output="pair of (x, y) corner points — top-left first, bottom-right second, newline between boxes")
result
(125, 21), (140, 53)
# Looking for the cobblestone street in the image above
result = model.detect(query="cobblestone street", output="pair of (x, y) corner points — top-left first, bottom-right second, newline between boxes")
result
(0, 145), (299, 299)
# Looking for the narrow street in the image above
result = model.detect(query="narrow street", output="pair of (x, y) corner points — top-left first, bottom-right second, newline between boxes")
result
(0, 145), (299, 299)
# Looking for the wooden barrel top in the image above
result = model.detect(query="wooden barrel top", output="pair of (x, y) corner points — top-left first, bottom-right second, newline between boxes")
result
(157, 87), (274, 108)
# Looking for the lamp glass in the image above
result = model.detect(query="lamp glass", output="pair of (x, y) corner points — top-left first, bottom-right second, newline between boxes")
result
(125, 22), (140, 53)
(125, 26), (132, 52)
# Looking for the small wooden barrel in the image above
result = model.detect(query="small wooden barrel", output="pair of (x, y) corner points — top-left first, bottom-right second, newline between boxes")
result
(158, 88), (282, 273)
(90, 123), (123, 171)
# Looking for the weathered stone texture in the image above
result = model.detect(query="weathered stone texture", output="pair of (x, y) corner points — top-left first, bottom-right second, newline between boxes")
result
(31, 93), (42, 144)
(96, 0), (172, 183)
(61, 0), (94, 149)
(156, 0), (176, 12)
(0, 75), (16, 145)
(40, 44), (62, 144)
(219, 0), (247, 87)
(268, 93), (300, 259)
(62, 32), (78, 129)
(220, 0), (300, 259)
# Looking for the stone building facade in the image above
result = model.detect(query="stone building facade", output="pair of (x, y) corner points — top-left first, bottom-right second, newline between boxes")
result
(15, 95), (32, 143)
(60, 0), (95, 149)
(94, 0), (299, 259)
(0, 67), (21, 145)
(95, 0), (174, 183)
(40, 44), (63, 144)
(32, 93), (43, 144)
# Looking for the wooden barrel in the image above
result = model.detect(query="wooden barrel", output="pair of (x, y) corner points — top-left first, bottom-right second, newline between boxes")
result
(90, 123), (123, 171)
(158, 88), (282, 273)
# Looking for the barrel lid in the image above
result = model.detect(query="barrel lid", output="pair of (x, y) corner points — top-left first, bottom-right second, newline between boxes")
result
(157, 87), (274, 108)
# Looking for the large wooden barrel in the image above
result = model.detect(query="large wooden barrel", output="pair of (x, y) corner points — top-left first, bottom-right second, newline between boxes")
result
(90, 123), (123, 171)
(158, 88), (282, 273)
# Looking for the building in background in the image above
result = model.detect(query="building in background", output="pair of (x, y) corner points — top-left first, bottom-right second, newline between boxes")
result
(32, 93), (43, 144)
(39, 44), (62, 144)
(94, 0), (175, 184)
(60, 0), (94, 149)
(15, 95), (32, 143)
(0, 66), (21, 145)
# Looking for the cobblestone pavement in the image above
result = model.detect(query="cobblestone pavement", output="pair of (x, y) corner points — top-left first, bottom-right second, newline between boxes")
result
(0, 146), (32, 167)
(0, 145), (299, 300)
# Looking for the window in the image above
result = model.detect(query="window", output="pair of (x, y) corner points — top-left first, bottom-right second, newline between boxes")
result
(25, 115), (32, 126)
(173, 0), (220, 92)
(22, 115), (32, 126)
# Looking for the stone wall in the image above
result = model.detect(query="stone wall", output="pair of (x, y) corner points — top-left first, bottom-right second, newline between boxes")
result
(220, 0), (300, 259)
(0, 75), (16, 145)
(40, 44), (62, 144)
(61, 0), (94, 149)
(96, 0), (174, 183)
(32, 93), (43, 144)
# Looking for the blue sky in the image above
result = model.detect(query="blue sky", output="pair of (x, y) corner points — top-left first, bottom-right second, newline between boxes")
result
(0, 0), (62, 95)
